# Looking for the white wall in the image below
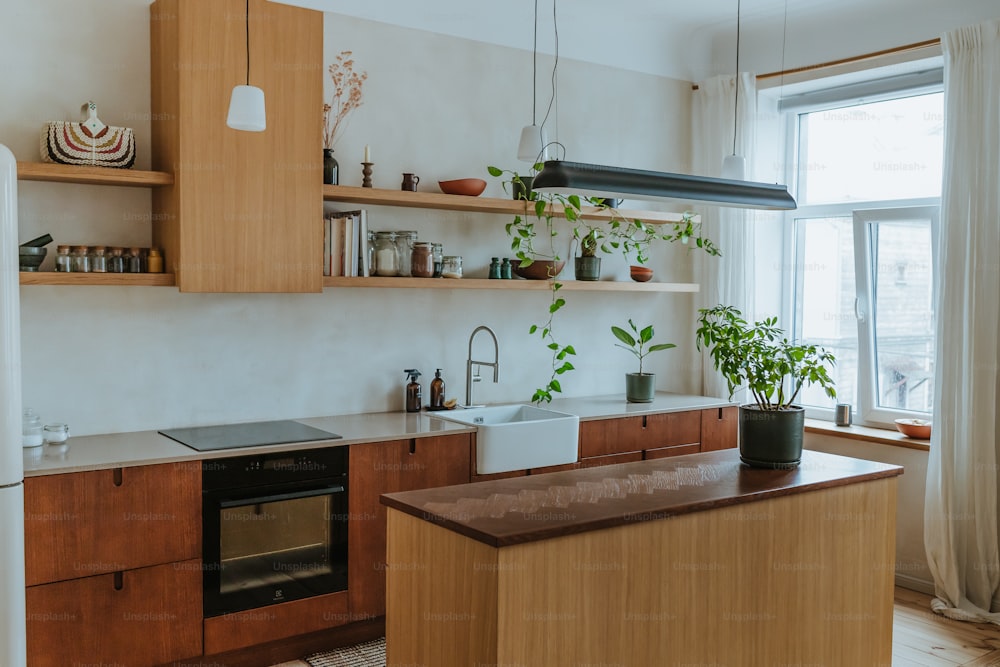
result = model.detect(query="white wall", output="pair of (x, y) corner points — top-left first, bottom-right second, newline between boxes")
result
(5, 3), (697, 436)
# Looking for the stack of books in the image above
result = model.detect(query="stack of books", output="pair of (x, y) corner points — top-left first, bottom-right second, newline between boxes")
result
(324, 209), (369, 277)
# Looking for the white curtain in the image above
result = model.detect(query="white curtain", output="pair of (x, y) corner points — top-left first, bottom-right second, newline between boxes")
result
(692, 73), (757, 400)
(924, 19), (1000, 623)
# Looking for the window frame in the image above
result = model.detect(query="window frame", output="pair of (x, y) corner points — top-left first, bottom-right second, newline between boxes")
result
(779, 87), (942, 427)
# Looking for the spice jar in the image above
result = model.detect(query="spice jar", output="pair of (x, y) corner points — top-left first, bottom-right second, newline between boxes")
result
(410, 242), (434, 278)
(127, 247), (144, 273)
(108, 247), (125, 273)
(373, 231), (399, 276)
(488, 257), (501, 279)
(431, 243), (444, 278)
(394, 231), (417, 277)
(441, 255), (463, 279)
(55, 245), (72, 272)
(147, 248), (164, 273)
(71, 246), (90, 272)
(90, 245), (108, 273)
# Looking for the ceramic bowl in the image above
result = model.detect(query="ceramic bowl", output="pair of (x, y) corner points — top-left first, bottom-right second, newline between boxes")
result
(894, 418), (931, 439)
(19, 247), (47, 272)
(629, 265), (653, 282)
(511, 259), (566, 280)
(438, 178), (487, 197)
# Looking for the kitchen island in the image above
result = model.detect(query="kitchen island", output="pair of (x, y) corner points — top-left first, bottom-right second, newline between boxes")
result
(381, 448), (903, 667)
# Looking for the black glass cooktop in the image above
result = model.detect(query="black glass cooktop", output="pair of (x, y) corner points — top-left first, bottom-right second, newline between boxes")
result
(159, 420), (341, 452)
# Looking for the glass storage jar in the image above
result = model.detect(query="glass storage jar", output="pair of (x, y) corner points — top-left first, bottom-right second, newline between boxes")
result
(373, 231), (399, 276)
(431, 243), (444, 277)
(394, 231), (417, 277)
(43, 423), (70, 445)
(90, 245), (108, 273)
(410, 242), (434, 278)
(55, 245), (72, 272)
(22, 409), (43, 448)
(71, 246), (90, 272)
(108, 247), (125, 273)
(441, 255), (463, 279)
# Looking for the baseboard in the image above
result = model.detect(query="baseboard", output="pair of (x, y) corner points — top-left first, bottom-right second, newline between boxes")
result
(895, 572), (935, 595)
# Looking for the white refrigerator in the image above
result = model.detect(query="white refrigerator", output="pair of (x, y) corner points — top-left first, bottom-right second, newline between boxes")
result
(0, 144), (27, 665)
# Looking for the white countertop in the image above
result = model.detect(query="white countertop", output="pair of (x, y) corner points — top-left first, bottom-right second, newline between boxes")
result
(22, 392), (734, 476)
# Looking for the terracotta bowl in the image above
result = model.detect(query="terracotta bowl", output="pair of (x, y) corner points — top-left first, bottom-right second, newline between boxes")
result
(438, 178), (487, 196)
(894, 418), (931, 439)
(629, 265), (653, 282)
(511, 259), (566, 280)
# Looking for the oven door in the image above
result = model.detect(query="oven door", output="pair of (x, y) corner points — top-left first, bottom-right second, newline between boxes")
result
(203, 478), (348, 617)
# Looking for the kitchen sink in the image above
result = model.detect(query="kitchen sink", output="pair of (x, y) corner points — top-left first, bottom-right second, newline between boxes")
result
(433, 404), (580, 475)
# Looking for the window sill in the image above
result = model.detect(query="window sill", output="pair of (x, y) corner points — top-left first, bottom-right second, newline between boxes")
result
(805, 418), (930, 452)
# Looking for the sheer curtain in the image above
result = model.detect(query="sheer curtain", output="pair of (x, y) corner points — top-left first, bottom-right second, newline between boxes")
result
(692, 73), (757, 399)
(924, 19), (1000, 622)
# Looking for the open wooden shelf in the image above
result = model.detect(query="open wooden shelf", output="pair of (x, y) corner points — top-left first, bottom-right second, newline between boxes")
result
(323, 276), (698, 293)
(322, 185), (690, 224)
(19, 272), (176, 286)
(16, 162), (174, 188)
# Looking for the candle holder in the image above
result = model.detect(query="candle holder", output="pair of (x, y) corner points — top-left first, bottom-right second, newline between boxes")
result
(362, 162), (374, 188)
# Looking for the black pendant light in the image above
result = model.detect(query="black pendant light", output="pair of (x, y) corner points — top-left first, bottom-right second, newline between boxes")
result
(532, 161), (797, 210)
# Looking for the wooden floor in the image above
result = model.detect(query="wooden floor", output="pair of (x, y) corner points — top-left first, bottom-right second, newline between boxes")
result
(271, 587), (1000, 667)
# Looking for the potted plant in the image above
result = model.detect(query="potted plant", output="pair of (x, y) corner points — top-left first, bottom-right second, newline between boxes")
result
(611, 319), (677, 403)
(574, 225), (603, 281)
(695, 305), (837, 469)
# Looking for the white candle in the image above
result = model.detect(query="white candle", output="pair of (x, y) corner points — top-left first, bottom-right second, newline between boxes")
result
(364, 144), (371, 162)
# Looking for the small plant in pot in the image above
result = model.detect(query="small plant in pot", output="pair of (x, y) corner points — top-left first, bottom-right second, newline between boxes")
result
(695, 305), (837, 469)
(574, 226), (603, 281)
(611, 319), (676, 403)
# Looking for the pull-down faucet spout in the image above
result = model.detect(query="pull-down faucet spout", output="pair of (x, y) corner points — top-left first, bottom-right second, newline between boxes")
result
(466, 325), (499, 407)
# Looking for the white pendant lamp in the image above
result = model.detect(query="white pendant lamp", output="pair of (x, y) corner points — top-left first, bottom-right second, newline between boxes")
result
(517, 0), (548, 162)
(227, 0), (266, 132)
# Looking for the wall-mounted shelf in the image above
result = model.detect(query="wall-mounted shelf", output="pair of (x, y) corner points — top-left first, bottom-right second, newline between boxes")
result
(322, 185), (691, 225)
(19, 272), (176, 287)
(16, 162), (174, 188)
(323, 276), (698, 293)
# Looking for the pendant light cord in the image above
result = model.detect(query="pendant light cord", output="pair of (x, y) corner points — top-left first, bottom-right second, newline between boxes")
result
(539, 0), (562, 159)
(731, 0), (741, 156)
(245, 0), (251, 85)
(531, 0), (538, 125)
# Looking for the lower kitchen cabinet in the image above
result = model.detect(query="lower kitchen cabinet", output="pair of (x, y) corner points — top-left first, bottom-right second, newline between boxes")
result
(26, 559), (202, 667)
(701, 406), (739, 451)
(348, 433), (472, 619)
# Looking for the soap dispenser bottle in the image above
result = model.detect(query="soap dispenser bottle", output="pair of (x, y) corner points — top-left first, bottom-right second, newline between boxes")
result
(430, 369), (445, 409)
(404, 369), (422, 413)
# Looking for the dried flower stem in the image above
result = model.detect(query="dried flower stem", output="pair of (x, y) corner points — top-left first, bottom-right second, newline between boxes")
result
(323, 50), (368, 150)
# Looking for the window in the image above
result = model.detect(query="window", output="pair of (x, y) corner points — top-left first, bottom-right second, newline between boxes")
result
(785, 89), (942, 427)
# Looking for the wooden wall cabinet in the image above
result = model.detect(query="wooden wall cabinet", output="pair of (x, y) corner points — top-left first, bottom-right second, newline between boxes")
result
(150, 0), (323, 293)
(23, 462), (202, 666)
(348, 434), (472, 619)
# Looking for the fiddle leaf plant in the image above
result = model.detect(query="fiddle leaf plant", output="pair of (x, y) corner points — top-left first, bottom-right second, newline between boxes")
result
(695, 304), (836, 411)
(611, 319), (676, 375)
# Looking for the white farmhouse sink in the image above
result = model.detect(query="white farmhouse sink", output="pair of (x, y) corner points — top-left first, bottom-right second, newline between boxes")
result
(434, 404), (580, 475)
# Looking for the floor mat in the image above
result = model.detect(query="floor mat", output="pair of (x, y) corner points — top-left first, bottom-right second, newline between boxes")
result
(305, 637), (385, 667)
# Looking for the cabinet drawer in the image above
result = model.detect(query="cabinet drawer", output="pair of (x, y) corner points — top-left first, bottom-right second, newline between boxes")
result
(579, 411), (701, 458)
(26, 559), (202, 667)
(643, 443), (702, 460)
(24, 462), (201, 586)
(701, 406), (739, 451)
(578, 451), (643, 469)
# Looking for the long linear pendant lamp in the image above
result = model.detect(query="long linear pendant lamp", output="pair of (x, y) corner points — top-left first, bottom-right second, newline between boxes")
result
(531, 160), (797, 210)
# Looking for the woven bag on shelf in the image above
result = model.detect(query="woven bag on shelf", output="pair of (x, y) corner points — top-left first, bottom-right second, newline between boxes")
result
(40, 101), (135, 169)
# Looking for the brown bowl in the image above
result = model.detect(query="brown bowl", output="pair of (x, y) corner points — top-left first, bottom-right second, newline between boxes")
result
(629, 265), (653, 282)
(438, 178), (487, 197)
(894, 418), (931, 439)
(511, 259), (566, 280)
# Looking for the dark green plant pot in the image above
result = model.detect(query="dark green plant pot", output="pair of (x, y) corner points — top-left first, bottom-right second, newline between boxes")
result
(625, 373), (655, 403)
(512, 176), (534, 201)
(575, 256), (601, 281)
(739, 405), (805, 469)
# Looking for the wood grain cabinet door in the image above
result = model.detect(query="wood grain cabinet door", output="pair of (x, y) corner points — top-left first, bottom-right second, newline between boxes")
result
(701, 406), (739, 451)
(348, 434), (472, 618)
(579, 411), (702, 459)
(26, 559), (202, 667)
(23, 462), (201, 586)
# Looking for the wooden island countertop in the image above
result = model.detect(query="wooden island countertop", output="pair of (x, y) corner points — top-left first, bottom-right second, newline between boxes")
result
(380, 448), (903, 547)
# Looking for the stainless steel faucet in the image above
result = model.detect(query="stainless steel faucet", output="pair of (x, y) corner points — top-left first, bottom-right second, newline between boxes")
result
(466, 325), (499, 407)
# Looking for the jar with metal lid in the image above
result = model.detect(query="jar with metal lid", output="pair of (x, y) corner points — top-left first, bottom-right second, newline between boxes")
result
(393, 231), (416, 277)
(55, 245), (72, 272)
(410, 242), (434, 278)
(373, 231), (399, 276)
(71, 246), (90, 272)
(108, 247), (125, 273)
(431, 243), (444, 277)
(441, 255), (463, 279)
(90, 245), (108, 273)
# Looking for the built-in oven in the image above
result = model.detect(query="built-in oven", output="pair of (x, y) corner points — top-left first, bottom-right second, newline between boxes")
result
(202, 446), (349, 617)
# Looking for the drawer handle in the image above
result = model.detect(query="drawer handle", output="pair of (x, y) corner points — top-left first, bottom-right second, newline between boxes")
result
(112, 468), (123, 487)
(718, 407), (723, 420)
(113, 571), (124, 591)
(410, 440), (416, 455)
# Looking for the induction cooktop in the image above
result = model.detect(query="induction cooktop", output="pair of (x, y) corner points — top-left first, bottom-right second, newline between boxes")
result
(159, 419), (342, 452)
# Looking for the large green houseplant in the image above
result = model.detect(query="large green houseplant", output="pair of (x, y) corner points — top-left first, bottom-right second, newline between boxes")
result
(695, 305), (837, 468)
